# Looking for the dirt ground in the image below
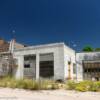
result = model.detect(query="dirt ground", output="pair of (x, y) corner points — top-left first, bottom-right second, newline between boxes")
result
(0, 88), (100, 100)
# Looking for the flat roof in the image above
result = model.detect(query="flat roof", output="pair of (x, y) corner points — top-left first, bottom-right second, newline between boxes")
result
(14, 42), (75, 52)
(77, 51), (100, 54)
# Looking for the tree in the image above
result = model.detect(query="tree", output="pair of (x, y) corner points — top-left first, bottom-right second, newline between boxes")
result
(95, 48), (100, 52)
(82, 46), (93, 52)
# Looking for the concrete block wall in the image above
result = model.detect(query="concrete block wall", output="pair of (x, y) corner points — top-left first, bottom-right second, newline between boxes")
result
(64, 45), (76, 80)
(76, 52), (100, 81)
(13, 43), (65, 81)
(76, 53), (84, 81)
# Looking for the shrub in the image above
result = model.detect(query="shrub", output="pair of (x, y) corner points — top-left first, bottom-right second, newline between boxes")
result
(39, 80), (52, 90)
(6, 79), (17, 88)
(90, 81), (100, 92)
(32, 81), (40, 90)
(16, 79), (32, 89)
(75, 81), (94, 92)
(15, 79), (40, 90)
(95, 81), (100, 91)
(0, 76), (100, 91)
(51, 83), (59, 89)
(66, 80), (100, 92)
(0, 80), (7, 87)
(0, 77), (58, 90)
(37, 80), (59, 90)
(0, 76), (16, 88)
(66, 81), (77, 90)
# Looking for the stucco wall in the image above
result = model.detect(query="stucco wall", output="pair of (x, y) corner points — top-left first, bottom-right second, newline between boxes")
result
(64, 45), (76, 80)
(13, 43), (65, 80)
(76, 52), (100, 81)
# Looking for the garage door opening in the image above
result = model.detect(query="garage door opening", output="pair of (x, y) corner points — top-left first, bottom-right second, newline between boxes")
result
(39, 53), (54, 78)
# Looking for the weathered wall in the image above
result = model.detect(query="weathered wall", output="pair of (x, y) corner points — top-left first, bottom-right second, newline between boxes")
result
(64, 45), (76, 80)
(76, 52), (100, 81)
(13, 43), (65, 80)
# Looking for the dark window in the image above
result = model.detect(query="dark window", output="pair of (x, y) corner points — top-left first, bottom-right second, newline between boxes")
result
(24, 64), (30, 68)
(24, 55), (36, 68)
(73, 63), (76, 74)
(83, 61), (100, 80)
(39, 61), (54, 78)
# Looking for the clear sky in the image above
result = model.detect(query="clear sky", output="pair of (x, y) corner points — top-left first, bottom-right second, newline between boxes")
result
(0, 0), (100, 51)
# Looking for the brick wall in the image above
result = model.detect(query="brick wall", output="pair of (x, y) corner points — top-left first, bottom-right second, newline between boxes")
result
(0, 39), (9, 52)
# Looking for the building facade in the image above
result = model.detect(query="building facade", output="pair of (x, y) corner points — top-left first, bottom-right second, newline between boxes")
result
(0, 38), (100, 81)
(0, 39), (25, 77)
(13, 43), (76, 81)
(76, 52), (100, 81)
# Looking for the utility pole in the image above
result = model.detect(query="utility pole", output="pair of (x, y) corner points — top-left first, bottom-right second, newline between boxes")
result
(8, 30), (16, 77)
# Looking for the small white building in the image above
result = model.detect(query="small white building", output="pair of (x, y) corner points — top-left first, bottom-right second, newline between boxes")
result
(13, 43), (76, 81)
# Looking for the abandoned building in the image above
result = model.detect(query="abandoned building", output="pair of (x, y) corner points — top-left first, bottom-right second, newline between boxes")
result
(0, 38), (100, 81)
(0, 38), (25, 76)
(76, 52), (100, 81)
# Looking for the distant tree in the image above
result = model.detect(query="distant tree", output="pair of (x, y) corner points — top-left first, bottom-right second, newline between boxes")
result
(95, 48), (100, 52)
(82, 46), (93, 52)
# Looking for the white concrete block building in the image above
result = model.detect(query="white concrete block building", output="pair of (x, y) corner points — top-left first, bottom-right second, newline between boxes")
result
(13, 43), (76, 81)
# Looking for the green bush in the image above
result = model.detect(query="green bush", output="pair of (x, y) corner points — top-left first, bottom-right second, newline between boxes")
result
(90, 81), (100, 92)
(95, 81), (100, 91)
(66, 80), (100, 92)
(66, 81), (77, 90)
(75, 81), (93, 92)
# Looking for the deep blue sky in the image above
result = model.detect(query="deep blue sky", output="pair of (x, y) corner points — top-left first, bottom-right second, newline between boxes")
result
(0, 0), (100, 51)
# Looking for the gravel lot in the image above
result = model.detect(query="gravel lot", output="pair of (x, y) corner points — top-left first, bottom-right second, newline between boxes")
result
(0, 88), (100, 100)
